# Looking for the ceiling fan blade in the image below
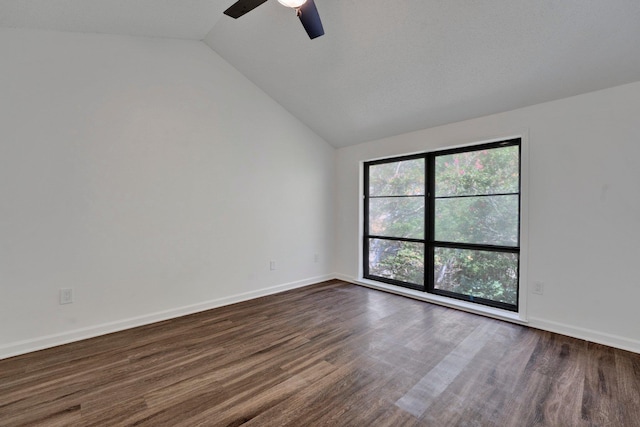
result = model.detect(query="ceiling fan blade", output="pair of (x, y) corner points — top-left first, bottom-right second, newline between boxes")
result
(224, 0), (269, 19)
(298, 0), (324, 39)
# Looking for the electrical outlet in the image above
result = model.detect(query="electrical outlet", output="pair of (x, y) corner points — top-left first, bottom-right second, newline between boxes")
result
(314, 253), (319, 263)
(532, 281), (544, 295)
(270, 261), (276, 271)
(60, 288), (73, 304)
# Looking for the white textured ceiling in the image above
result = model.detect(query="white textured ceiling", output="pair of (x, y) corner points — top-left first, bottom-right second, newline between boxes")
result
(2, 1), (640, 147)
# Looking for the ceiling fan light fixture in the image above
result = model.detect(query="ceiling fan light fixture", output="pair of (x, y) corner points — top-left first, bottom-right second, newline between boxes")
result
(224, 0), (323, 39)
(277, 0), (307, 8)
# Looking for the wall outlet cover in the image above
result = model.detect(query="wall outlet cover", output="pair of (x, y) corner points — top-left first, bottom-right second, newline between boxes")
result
(532, 282), (544, 295)
(60, 288), (73, 304)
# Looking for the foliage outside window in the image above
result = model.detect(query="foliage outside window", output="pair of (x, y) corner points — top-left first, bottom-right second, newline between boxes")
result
(364, 139), (520, 311)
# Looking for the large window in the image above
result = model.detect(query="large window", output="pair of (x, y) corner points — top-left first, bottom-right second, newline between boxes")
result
(364, 139), (521, 311)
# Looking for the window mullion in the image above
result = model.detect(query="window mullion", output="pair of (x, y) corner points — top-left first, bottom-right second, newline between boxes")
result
(363, 163), (370, 278)
(426, 153), (435, 293)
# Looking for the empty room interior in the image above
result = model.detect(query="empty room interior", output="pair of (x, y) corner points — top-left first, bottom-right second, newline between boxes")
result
(1, 1), (640, 425)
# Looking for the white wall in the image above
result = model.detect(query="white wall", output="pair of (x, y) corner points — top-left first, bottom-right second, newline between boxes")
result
(335, 81), (640, 353)
(0, 29), (335, 359)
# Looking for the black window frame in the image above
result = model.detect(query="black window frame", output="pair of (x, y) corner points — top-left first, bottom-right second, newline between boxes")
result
(363, 138), (521, 312)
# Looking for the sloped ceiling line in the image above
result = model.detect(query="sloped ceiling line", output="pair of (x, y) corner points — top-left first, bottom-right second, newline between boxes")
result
(2, 0), (640, 147)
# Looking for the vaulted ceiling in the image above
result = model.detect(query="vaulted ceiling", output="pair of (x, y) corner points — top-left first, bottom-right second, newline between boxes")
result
(2, 1), (640, 147)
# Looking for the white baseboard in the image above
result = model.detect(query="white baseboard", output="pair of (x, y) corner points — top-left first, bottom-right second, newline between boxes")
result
(333, 273), (354, 282)
(527, 317), (640, 354)
(0, 274), (334, 361)
(5, 274), (638, 360)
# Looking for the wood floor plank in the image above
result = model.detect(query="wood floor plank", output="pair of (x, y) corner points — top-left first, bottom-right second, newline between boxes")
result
(1, 279), (640, 426)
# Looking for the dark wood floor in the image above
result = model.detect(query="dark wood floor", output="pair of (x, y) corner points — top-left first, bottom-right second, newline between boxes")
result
(2, 280), (640, 426)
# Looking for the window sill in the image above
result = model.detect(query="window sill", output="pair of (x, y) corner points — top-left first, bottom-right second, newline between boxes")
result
(352, 277), (527, 325)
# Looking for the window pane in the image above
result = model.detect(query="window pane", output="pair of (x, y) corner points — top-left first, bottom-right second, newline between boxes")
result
(369, 239), (424, 285)
(369, 197), (424, 239)
(435, 195), (518, 246)
(434, 248), (518, 306)
(369, 158), (425, 197)
(435, 145), (519, 197)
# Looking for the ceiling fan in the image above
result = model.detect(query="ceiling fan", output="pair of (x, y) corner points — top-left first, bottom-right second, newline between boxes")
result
(223, 0), (324, 39)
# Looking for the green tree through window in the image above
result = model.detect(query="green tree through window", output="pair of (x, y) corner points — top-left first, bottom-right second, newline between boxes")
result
(364, 139), (520, 311)
(367, 158), (425, 285)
